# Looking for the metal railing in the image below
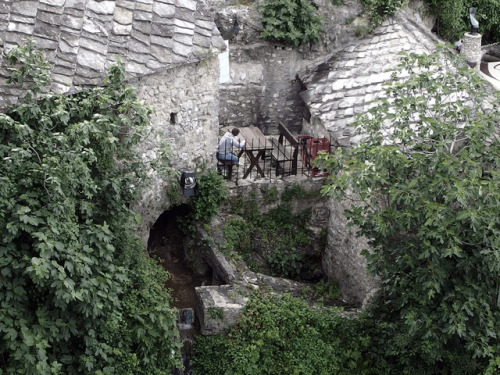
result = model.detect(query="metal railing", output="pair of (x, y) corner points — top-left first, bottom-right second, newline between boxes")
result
(217, 134), (340, 182)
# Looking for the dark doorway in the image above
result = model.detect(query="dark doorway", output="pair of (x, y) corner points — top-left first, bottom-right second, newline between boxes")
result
(147, 204), (211, 309)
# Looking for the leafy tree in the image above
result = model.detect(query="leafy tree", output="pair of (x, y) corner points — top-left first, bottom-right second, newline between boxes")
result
(0, 41), (182, 374)
(359, 0), (500, 44)
(318, 46), (500, 373)
(258, 0), (323, 46)
(425, 0), (500, 43)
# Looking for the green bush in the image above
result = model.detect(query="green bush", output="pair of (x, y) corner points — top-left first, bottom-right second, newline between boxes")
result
(425, 0), (500, 43)
(318, 46), (500, 373)
(258, 0), (323, 46)
(191, 292), (370, 375)
(189, 169), (228, 222)
(361, 0), (408, 29)
(227, 201), (315, 278)
(0, 41), (181, 374)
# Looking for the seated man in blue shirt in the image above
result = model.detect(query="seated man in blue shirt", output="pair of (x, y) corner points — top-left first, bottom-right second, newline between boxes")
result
(218, 128), (246, 164)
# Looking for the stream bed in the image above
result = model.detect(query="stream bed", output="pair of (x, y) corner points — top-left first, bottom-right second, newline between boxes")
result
(148, 206), (211, 375)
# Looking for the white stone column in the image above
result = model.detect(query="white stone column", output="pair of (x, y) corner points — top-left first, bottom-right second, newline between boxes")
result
(461, 32), (482, 69)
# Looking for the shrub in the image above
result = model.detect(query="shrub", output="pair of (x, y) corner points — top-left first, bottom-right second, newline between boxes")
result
(191, 292), (370, 375)
(189, 169), (228, 222)
(258, 0), (323, 46)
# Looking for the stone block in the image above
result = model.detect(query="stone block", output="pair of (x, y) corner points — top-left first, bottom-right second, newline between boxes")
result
(132, 20), (152, 35)
(41, 0), (65, 5)
(10, 14), (36, 24)
(153, 2), (175, 18)
(7, 22), (35, 35)
(134, 10), (153, 21)
(195, 285), (249, 335)
(11, 1), (38, 17)
(77, 48), (106, 71)
(87, 0), (115, 15)
(65, 0), (86, 10)
(34, 20), (60, 41)
(176, 0), (197, 11)
(82, 18), (109, 36)
(173, 39), (192, 57)
(113, 7), (133, 25)
(112, 22), (132, 35)
(61, 13), (84, 30)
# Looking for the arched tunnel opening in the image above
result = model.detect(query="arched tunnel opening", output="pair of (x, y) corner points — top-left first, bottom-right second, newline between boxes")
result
(147, 204), (212, 309)
(148, 204), (215, 374)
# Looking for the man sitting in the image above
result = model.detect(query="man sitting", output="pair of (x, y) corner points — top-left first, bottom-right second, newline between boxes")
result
(218, 128), (246, 164)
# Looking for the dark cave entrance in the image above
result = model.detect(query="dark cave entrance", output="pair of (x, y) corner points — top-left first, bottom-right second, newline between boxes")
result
(147, 204), (211, 309)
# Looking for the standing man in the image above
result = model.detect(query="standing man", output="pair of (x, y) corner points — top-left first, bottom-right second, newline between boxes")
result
(218, 128), (245, 164)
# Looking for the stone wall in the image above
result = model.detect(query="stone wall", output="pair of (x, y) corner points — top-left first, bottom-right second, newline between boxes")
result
(219, 43), (308, 134)
(323, 197), (378, 306)
(133, 55), (221, 244)
(211, 0), (363, 135)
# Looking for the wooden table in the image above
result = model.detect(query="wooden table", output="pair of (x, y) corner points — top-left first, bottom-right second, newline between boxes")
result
(236, 127), (273, 179)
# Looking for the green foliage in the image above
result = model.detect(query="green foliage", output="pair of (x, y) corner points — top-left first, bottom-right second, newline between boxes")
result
(312, 279), (341, 302)
(192, 292), (370, 375)
(318, 46), (500, 372)
(281, 183), (319, 202)
(258, 0), (323, 46)
(360, 0), (407, 30)
(266, 243), (305, 277)
(0, 41), (181, 374)
(281, 183), (306, 201)
(230, 195), (260, 221)
(207, 306), (225, 321)
(221, 218), (254, 260)
(189, 169), (228, 222)
(425, 0), (500, 43)
(262, 185), (279, 204)
(227, 198), (315, 277)
(6, 41), (51, 102)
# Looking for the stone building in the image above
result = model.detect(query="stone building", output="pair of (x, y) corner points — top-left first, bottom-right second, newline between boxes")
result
(0, 0), (226, 242)
(296, 9), (443, 304)
(210, 0), (363, 134)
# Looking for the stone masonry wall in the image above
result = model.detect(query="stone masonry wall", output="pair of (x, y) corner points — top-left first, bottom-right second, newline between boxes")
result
(212, 0), (363, 135)
(133, 55), (220, 244)
(219, 44), (307, 135)
(323, 197), (378, 306)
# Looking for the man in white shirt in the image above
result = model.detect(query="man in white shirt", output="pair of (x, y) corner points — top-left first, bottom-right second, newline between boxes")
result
(218, 128), (246, 164)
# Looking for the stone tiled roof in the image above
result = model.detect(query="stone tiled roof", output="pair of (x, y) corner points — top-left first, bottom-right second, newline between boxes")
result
(298, 12), (442, 146)
(0, 0), (226, 109)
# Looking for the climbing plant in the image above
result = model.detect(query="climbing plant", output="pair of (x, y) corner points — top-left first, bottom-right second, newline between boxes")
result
(0, 41), (182, 374)
(258, 0), (323, 46)
(317, 46), (500, 373)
